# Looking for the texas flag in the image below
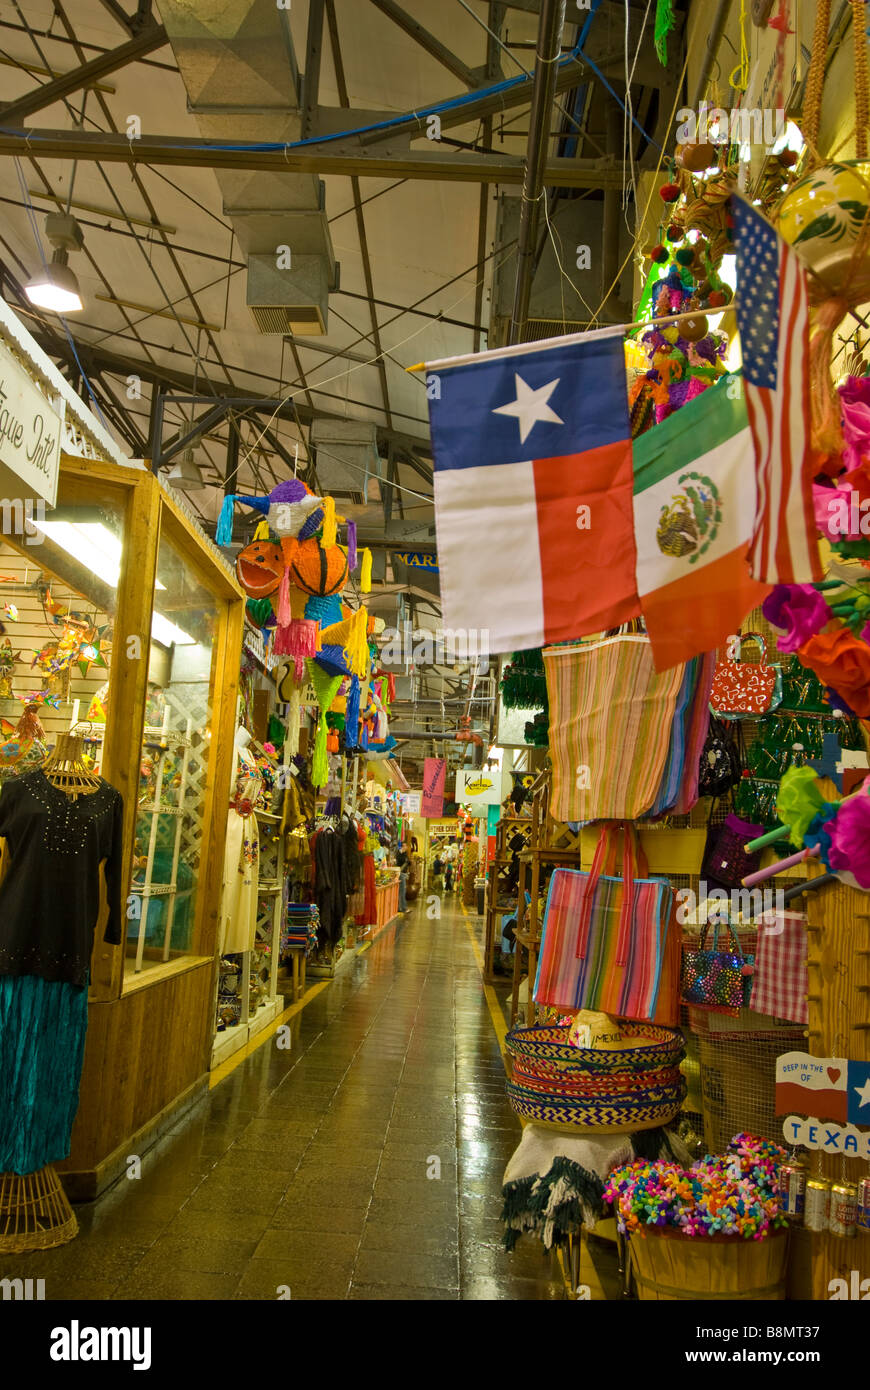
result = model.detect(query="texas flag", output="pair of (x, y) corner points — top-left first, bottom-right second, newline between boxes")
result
(426, 329), (640, 653)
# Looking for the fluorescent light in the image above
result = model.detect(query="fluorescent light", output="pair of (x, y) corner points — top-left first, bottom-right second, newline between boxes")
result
(39, 520), (165, 589)
(151, 611), (195, 647)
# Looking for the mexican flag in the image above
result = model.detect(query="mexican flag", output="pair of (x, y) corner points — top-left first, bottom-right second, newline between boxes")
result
(633, 378), (770, 670)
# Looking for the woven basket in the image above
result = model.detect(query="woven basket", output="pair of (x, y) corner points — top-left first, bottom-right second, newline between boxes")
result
(506, 1077), (686, 1135)
(628, 1227), (788, 1301)
(511, 1061), (684, 1098)
(505, 1022), (685, 1074)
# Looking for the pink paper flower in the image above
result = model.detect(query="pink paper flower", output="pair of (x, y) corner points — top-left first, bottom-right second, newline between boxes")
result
(762, 584), (830, 653)
(839, 376), (870, 472)
(826, 786), (870, 890)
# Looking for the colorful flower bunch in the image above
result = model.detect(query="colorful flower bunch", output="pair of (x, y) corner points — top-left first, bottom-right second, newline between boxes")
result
(603, 1133), (789, 1241)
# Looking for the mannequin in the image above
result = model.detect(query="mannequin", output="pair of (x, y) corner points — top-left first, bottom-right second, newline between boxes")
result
(0, 731), (124, 1246)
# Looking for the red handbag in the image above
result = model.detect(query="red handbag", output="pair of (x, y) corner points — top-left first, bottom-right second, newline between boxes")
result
(709, 633), (782, 718)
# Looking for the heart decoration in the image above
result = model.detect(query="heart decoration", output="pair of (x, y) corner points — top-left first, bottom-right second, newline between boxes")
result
(827, 1066), (841, 1084)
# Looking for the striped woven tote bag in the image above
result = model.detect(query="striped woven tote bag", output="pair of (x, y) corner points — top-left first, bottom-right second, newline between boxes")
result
(533, 823), (674, 1023)
(543, 634), (687, 821)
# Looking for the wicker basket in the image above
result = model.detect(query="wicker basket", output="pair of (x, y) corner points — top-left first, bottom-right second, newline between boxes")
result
(506, 1078), (686, 1134)
(505, 1022), (685, 1074)
(628, 1227), (788, 1300)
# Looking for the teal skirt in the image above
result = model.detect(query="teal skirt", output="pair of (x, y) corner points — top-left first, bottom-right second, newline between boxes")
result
(0, 973), (89, 1175)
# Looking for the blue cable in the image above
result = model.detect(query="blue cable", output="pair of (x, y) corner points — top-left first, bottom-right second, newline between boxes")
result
(0, 0), (660, 160)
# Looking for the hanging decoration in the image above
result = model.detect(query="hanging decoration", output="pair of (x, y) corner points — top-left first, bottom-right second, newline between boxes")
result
(221, 474), (386, 759)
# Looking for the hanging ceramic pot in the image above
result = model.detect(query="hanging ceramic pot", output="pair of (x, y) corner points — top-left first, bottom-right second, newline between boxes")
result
(776, 160), (870, 304)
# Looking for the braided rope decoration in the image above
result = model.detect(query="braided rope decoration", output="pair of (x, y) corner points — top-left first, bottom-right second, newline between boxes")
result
(505, 1022), (685, 1074)
(803, 0), (831, 169)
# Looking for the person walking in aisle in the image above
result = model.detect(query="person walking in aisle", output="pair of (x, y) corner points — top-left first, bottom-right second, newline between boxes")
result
(444, 841), (457, 893)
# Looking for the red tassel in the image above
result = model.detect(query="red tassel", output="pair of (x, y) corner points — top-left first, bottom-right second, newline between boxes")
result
(273, 617), (318, 657)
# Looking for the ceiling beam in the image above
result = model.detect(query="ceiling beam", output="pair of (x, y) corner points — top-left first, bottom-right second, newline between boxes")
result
(368, 0), (483, 89)
(301, 0), (326, 140)
(0, 128), (628, 186)
(26, 325), (435, 458)
(0, 24), (167, 123)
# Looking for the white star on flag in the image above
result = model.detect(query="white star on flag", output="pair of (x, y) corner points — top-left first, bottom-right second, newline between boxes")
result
(855, 1077), (870, 1108)
(492, 372), (563, 444)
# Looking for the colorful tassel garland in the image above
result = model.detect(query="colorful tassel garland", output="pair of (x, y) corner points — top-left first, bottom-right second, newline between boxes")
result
(311, 720), (329, 789)
(326, 727), (339, 753)
(347, 520), (357, 572)
(276, 565), (292, 627)
(215, 494), (237, 546)
(654, 0), (674, 64)
(321, 495), (337, 548)
(360, 547), (372, 593)
(345, 675), (360, 747)
(284, 684), (300, 758)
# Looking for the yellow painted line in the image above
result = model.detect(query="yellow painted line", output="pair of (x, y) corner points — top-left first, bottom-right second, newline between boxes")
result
(461, 903), (509, 1070)
(209, 980), (331, 1089)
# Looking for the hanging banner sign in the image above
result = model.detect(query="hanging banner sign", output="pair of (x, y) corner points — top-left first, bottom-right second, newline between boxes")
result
(776, 1052), (870, 1126)
(455, 768), (507, 807)
(781, 1115), (870, 1160)
(421, 757), (446, 818)
(401, 791), (421, 815)
(393, 550), (439, 571)
(0, 338), (62, 508)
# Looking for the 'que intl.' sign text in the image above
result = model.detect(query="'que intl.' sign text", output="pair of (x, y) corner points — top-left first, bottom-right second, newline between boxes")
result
(0, 339), (63, 508)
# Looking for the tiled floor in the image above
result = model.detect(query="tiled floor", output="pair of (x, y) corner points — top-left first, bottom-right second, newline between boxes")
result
(3, 900), (575, 1300)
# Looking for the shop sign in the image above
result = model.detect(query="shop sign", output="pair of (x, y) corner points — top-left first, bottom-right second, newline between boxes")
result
(455, 768), (507, 806)
(401, 791), (421, 814)
(776, 1052), (870, 1126)
(0, 338), (62, 508)
(421, 757), (446, 818)
(781, 1115), (870, 1160)
(392, 550), (438, 571)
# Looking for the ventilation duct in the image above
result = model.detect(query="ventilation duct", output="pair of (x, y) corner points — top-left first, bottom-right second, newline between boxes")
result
(310, 418), (379, 495)
(159, 0), (338, 338)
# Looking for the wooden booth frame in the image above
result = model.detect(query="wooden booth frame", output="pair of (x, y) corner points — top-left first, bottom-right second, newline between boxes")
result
(2, 455), (244, 1198)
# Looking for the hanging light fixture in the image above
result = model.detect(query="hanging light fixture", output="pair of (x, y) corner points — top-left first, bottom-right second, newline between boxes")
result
(166, 441), (206, 491)
(25, 213), (84, 314)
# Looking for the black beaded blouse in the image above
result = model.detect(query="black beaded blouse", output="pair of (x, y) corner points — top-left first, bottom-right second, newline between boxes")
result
(0, 770), (125, 987)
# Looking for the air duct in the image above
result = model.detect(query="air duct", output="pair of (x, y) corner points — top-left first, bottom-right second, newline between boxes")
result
(159, 0), (338, 336)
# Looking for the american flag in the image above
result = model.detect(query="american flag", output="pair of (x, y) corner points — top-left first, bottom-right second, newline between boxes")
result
(731, 195), (822, 584)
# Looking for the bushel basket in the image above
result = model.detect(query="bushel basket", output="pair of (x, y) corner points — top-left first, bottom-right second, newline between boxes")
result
(628, 1227), (788, 1300)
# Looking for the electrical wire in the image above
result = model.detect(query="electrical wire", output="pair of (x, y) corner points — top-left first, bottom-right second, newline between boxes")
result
(12, 155), (108, 430)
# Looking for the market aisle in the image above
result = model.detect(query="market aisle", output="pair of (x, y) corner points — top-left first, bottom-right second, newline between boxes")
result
(7, 900), (563, 1300)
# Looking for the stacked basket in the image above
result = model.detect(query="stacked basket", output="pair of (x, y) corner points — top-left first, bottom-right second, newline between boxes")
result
(505, 1022), (686, 1135)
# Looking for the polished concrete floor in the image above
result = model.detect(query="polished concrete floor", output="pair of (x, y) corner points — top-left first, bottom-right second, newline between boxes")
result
(3, 900), (593, 1300)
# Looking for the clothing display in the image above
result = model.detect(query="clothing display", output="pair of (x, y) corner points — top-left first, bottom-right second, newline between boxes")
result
(0, 768), (124, 1176)
(0, 770), (124, 986)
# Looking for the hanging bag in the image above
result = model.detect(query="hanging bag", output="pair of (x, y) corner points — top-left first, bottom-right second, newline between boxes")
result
(700, 808), (765, 890)
(697, 718), (743, 798)
(544, 634), (687, 821)
(709, 633), (782, 719)
(533, 823), (675, 1024)
(681, 918), (755, 1016)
